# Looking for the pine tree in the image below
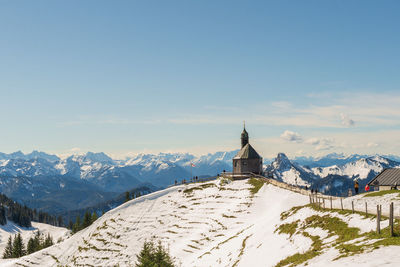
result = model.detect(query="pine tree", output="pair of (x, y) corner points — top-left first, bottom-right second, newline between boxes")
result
(68, 220), (73, 230)
(82, 211), (92, 229)
(0, 206), (6, 225)
(72, 216), (81, 233)
(57, 216), (63, 227)
(34, 231), (42, 250)
(136, 240), (174, 267)
(153, 241), (174, 267)
(3, 235), (13, 259)
(26, 231), (53, 255)
(91, 212), (98, 223)
(27, 237), (36, 254)
(43, 233), (53, 248)
(125, 191), (130, 202)
(136, 241), (155, 267)
(12, 233), (26, 258)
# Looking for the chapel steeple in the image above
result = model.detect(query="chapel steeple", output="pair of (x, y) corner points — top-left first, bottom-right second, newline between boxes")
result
(241, 121), (249, 148)
(233, 122), (263, 175)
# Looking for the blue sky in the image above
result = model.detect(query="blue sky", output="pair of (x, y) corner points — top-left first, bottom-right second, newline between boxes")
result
(1, 1), (400, 158)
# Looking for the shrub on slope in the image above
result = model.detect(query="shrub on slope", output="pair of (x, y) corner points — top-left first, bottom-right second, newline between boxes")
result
(136, 240), (175, 267)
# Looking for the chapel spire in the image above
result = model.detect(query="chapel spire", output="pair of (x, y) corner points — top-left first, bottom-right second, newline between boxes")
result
(241, 121), (249, 148)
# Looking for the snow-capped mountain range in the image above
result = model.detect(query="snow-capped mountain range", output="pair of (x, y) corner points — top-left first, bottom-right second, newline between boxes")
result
(1, 150), (400, 212)
(266, 153), (400, 196)
(0, 150), (237, 213)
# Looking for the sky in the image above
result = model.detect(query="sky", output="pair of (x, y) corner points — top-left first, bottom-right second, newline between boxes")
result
(0, 0), (400, 159)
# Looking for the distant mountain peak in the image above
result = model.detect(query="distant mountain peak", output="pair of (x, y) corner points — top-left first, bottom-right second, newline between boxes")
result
(67, 152), (114, 165)
(85, 152), (114, 163)
(277, 152), (289, 161)
(272, 153), (292, 170)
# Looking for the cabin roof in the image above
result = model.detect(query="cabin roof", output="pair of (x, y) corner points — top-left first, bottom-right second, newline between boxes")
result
(368, 168), (400, 186)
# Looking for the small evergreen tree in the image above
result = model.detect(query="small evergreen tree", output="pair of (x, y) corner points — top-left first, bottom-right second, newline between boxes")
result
(27, 237), (36, 254)
(34, 231), (43, 250)
(82, 211), (92, 229)
(136, 241), (155, 267)
(43, 233), (53, 248)
(57, 216), (63, 227)
(153, 241), (174, 267)
(25, 231), (53, 255)
(125, 191), (130, 202)
(3, 235), (13, 259)
(12, 233), (26, 258)
(91, 212), (98, 223)
(136, 240), (174, 267)
(72, 216), (81, 233)
(68, 220), (74, 230)
(0, 206), (6, 225)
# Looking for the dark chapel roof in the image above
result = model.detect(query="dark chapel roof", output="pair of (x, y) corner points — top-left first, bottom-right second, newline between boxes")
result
(233, 143), (262, 160)
(368, 168), (400, 186)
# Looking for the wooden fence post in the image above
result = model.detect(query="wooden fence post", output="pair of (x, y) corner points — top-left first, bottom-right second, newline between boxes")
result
(377, 205), (380, 234)
(390, 202), (394, 237)
(365, 202), (368, 217)
(352, 201), (354, 214)
(323, 198), (325, 209)
(330, 196), (332, 210)
(340, 197), (343, 211)
(309, 195), (312, 205)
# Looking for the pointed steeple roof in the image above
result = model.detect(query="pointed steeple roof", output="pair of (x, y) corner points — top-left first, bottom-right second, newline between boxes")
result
(241, 121), (249, 148)
(233, 143), (261, 159)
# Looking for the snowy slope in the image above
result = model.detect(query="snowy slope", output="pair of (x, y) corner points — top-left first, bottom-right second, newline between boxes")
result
(2, 179), (308, 266)
(0, 221), (69, 257)
(5, 178), (400, 267)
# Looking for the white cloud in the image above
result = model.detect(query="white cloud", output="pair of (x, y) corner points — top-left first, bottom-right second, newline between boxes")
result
(305, 138), (320, 146)
(280, 130), (303, 143)
(367, 142), (379, 148)
(305, 137), (335, 151)
(340, 113), (355, 127)
(271, 101), (292, 109)
(165, 92), (400, 129)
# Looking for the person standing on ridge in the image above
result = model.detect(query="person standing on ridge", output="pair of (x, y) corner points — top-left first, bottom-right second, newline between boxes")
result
(354, 180), (359, 194)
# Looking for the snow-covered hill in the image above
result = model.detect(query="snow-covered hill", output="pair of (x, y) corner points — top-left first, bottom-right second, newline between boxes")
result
(5, 178), (400, 267)
(0, 221), (69, 260)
